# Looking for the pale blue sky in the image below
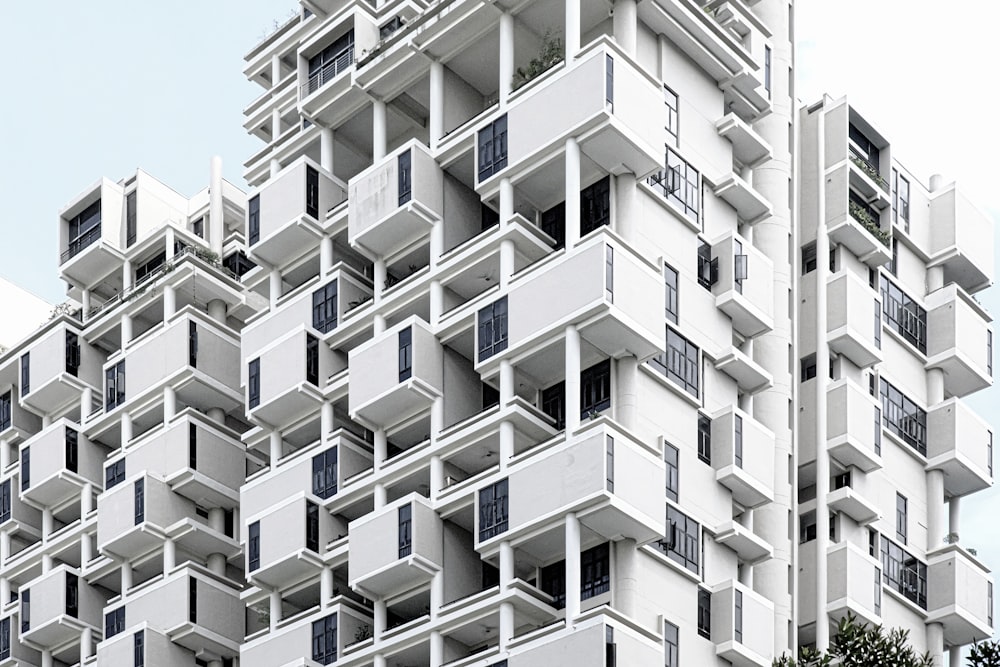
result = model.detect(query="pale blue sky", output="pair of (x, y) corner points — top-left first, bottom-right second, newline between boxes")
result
(2, 0), (1000, 639)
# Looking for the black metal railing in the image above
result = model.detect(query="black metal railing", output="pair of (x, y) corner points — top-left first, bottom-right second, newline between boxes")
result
(301, 45), (355, 97)
(61, 225), (102, 263)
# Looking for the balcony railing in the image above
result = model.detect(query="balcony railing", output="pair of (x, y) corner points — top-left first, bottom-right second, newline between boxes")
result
(301, 46), (355, 97)
(881, 536), (927, 609)
(848, 197), (889, 246)
(849, 153), (888, 191)
(61, 225), (102, 263)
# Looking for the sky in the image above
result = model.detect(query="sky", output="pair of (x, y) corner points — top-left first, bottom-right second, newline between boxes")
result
(1, 0), (999, 641)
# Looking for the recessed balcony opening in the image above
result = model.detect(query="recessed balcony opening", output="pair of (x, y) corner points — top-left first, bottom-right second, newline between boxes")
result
(386, 587), (431, 632)
(442, 608), (501, 664)
(440, 30), (501, 138)
(277, 253), (322, 303)
(279, 415), (323, 460)
(385, 415), (431, 464)
(127, 299), (165, 345)
(382, 640), (430, 667)
(384, 243), (430, 293)
(282, 583), (323, 624)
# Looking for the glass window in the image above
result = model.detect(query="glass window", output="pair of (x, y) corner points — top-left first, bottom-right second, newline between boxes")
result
(248, 195), (260, 245)
(697, 242), (717, 289)
(105, 360), (126, 410)
(134, 479), (145, 525)
(397, 150), (412, 206)
(664, 442), (679, 502)
(898, 174), (910, 231)
(697, 587), (711, 638)
(664, 86), (679, 146)
(581, 177), (611, 237)
(896, 493), (907, 544)
(0, 480), (10, 523)
(134, 630), (145, 667)
(657, 328), (699, 397)
(477, 297), (508, 362)
(542, 201), (566, 250)
(311, 613), (338, 665)
(479, 478), (509, 541)
(606, 436), (614, 493)
(248, 359), (260, 409)
(306, 502), (320, 552)
(398, 503), (412, 558)
(879, 378), (926, 455)
(605, 245), (614, 302)
(126, 191), (137, 247)
(20, 590), (29, 633)
(764, 46), (771, 97)
(306, 29), (356, 94)
(660, 505), (700, 573)
(20, 354), (29, 396)
(880, 535), (926, 609)
(478, 115), (508, 181)
(64, 199), (102, 261)
(801, 354), (817, 382)
(105, 460), (125, 489)
(734, 415), (743, 468)
(664, 264), (679, 324)
(307, 335), (319, 386)
(312, 280), (339, 333)
(65, 428), (78, 474)
(20, 447), (28, 492)
(664, 620), (679, 667)
(0, 392), (10, 431)
(581, 542), (611, 600)
(306, 165), (320, 218)
(697, 415), (711, 464)
(880, 276), (926, 353)
(398, 327), (412, 382)
(248, 521), (261, 571)
(801, 242), (817, 274)
(105, 606), (125, 639)
(312, 447), (338, 499)
(188, 322), (198, 368)
(581, 360), (612, 418)
(0, 617), (9, 660)
(605, 55), (614, 108)
(648, 147), (699, 224)
(541, 559), (566, 609)
(542, 381), (565, 430)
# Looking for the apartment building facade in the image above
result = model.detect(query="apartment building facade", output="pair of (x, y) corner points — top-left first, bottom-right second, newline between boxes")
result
(0, 0), (992, 666)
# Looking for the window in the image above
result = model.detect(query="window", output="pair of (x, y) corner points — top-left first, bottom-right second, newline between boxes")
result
(849, 124), (880, 172)
(223, 251), (256, 277)
(648, 147), (699, 224)
(664, 264), (679, 324)
(653, 328), (700, 397)
(874, 406), (882, 456)
(20, 354), (29, 396)
(477, 297), (508, 361)
(605, 245), (614, 302)
(734, 415), (744, 468)
(188, 321), (198, 368)
(478, 478), (508, 540)
(874, 298), (882, 350)
(134, 479), (145, 525)
(697, 414), (711, 464)
(306, 165), (320, 219)
(397, 150), (412, 206)
(248, 359), (260, 409)
(482, 382), (500, 410)
(697, 242), (717, 289)
(896, 493), (907, 544)
(891, 168), (898, 222)
(248, 195), (260, 245)
(664, 443), (679, 502)
(248, 521), (261, 571)
(582, 177), (611, 236)
(398, 327), (412, 382)
(898, 174), (910, 231)
(105, 606), (125, 639)
(135, 251), (166, 283)
(606, 625), (616, 667)
(0, 480), (10, 523)
(311, 614), (338, 665)
(542, 381), (565, 430)
(134, 630), (145, 667)
(889, 238), (898, 275)
(989, 431), (993, 477)
(581, 542), (611, 600)
(106, 460), (125, 489)
(542, 201), (566, 250)
(313, 447), (338, 499)
(606, 436), (614, 493)
(189, 423), (197, 470)
(380, 16), (404, 39)
(581, 360), (612, 418)
(66, 332), (80, 377)
(661, 505), (700, 573)
(800, 354), (817, 382)
(990, 581), (994, 628)
(874, 566), (882, 617)
(0, 617), (9, 660)
(664, 620), (679, 667)
(881, 536), (926, 609)
(192, 217), (204, 239)
(105, 360), (126, 410)
(541, 559), (566, 609)
(312, 281), (339, 333)
(735, 589), (743, 643)
(734, 240), (747, 294)
(20, 447), (28, 492)
(801, 242), (817, 274)
(306, 29), (355, 94)
(306, 502), (320, 552)
(880, 276), (926, 353)
(307, 335), (319, 386)
(0, 392), (9, 431)
(65, 573), (78, 618)
(989, 330), (993, 377)
(478, 114), (508, 181)
(663, 86), (679, 146)
(126, 191), (137, 247)
(764, 46), (772, 97)
(21, 589), (29, 633)
(605, 54), (614, 109)
(880, 378), (926, 455)
(65, 428), (78, 474)
(697, 587), (711, 639)
(398, 503), (412, 558)
(64, 199), (102, 262)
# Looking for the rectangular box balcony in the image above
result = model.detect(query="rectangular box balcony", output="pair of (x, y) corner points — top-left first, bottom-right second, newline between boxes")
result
(478, 40), (664, 200)
(713, 173), (772, 225)
(712, 230), (774, 338)
(476, 420), (664, 552)
(19, 420), (102, 511)
(96, 625), (189, 666)
(107, 568), (243, 659)
(825, 167), (892, 267)
(248, 157), (347, 267)
(799, 379), (882, 472)
(246, 328), (329, 427)
(927, 398), (992, 498)
(20, 565), (102, 651)
(241, 599), (372, 666)
(715, 347), (773, 395)
(714, 520), (772, 565)
(19, 321), (101, 417)
(484, 232), (662, 374)
(926, 546), (993, 646)
(711, 406), (774, 509)
(929, 184), (994, 293)
(0, 383), (42, 445)
(348, 494), (441, 599)
(712, 579), (774, 667)
(120, 412), (245, 508)
(246, 496), (341, 589)
(925, 283), (993, 398)
(716, 113), (772, 169)
(58, 179), (124, 287)
(349, 317), (442, 430)
(827, 542), (882, 626)
(1, 616), (41, 664)
(1, 470), (41, 540)
(507, 615), (662, 665)
(827, 472), (880, 525)
(349, 140), (443, 259)
(827, 270), (882, 368)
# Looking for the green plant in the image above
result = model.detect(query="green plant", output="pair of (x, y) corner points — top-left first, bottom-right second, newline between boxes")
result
(969, 640), (1000, 667)
(849, 155), (888, 190)
(354, 624), (372, 642)
(848, 200), (890, 246)
(773, 614), (932, 667)
(512, 30), (563, 90)
(193, 247), (220, 264)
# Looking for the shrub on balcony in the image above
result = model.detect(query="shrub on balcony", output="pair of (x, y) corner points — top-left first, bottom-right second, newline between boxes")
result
(512, 30), (563, 90)
(848, 200), (890, 246)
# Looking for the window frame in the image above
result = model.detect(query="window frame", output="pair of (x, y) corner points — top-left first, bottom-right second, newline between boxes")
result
(477, 297), (509, 362)
(248, 358), (261, 409)
(478, 478), (509, 541)
(312, 280), (339, 334)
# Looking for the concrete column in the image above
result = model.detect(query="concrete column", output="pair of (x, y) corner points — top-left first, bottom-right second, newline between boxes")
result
(431, 397), (444, 443)
(374, 600), (387, 636)
(499, 601), (514, 649)
(372, 100), (387, 161)
(0, 439), (8, 469)
(207, 407), (225, 424)
(321, 402), (335, 442)
(374, 430), (387, 469)
(613, 539), (637, 618)
(121, 562), (133, 593)
(927, 622), (944, 667)
(927, 470), (946, 550)
(373, 260), (386, 303)
(373, 656), (387, 667)
(41, 415), (51, 429)
(616, 356), (637, 431)
(123, 260), (133, 291)
(500, 178), (514, 225)
(163, 385), (177, 422)
(499, 239), (515, 289)
(121, 313), (133, 347)
(430, 571), (444, 618)
(269, 431), (283, 466)
(320, 236), (334, 275)
(81, 482), (93, 515)
(269, 268), (282, 307)
(121, 412), (133, 446)
(950, 646), (963, 667)
(429, 280), (443, 325)
(210, 156), (224, 255)
(81, 289), (91, 321)
(374, 483), (387, 509)
(208, 299), (226, 324)
(271, 53), (282, 88)
(0, 579), (8, 610)
(565, 0), (580, 58)
(612, 0), (637, 56)
(320, 566), (334, 607)
(269, 589), (282, 630)
(429, 61), (444, 148)
(565, 138), (581, 248)
(373, 313), (386, 335)
(430, 220), (444, 268)
(949, 497), (961, 543)
(164, 538), (176, 571)
(0, 531), (8, 562)
(565, 325), (581, 433)
(41, 651), (52, 667)
(499, 541), (514, 588)
(927, 265), (945, 294)
(272, 107), (282, 141)
(41, 553), (53, 573)
(81, 387), (93, 421)
(499, 360), (514, 405)
(565, 512), (581, 621)
(499, 420), (514, 468)
(81, 531), (92, 564)
(270, 158), (281, 177)
(499, 11), (514, 106)
(165, 227), (176, 260)
(42, 509), (53, 540)
(320, 127), (335, 172)
(207, 553), (226, 576)
(163, 284), (176, 318)
(614, 173), (636, 244)
(430, 631), (444, 667)
(430, 455), (444, 497)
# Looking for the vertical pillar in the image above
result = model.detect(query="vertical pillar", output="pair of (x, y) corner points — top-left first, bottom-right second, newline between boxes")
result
(81, 289), (91, 321)
(614, 174), (636, 244)
(565, 0), (580, 59)
(927, 622), (944, 667)
(41, 651), (53, 667)
(429, 61), (444, 148)
(373, 313), (386, 335)
(565, 325), (581, 433)
(616, 356), (637, 431)
(165, 227), (176, 260)
(373, 260), (386, 304)
(208, 299), (227, 324)
(271, 53), (282, 89)
(270, 159), (281, 177)
(81, 387), (93, 421)
(500, 178), (514, 225)
(372, 100), (387, 162)
(499, 541), (514, 588)
(429, 280), (443, 325)
(499, 601), (514, 649)
(613, 539), (637, 618)
(430, 631), (444, 667)
(121, 313), (133, 347)
(320, 236), (334, 275)
(272, 107), (282, 141)
(269, 268), (282, 308)
(430, 571), (444, 618)
(42, 510), (54, 540)
(927, 470), (945, 550)
(123, 260), (133, 291)
(927, 265), (944, 294)
(948, 497), (960, 543)
(499, 360), (514, 405)
(207, 407), (225, 424)
(164, 538), (176, 571)
(81, 531), (93, 564)
(565, 513), (581, 621)
(565, 138), (581, 248)
(499, 421), (514, 468)
(81, 482), (93, 515)
(374, 600), (387, 637)
(612, 0), (637, 56)
(374, 483), (387, 509)
(499, 11), (514, 106)
(163, 385), (177, 422)
(320, 566), (334, 607)
(269, 589), (282, 630)
(321, 402), (335, 442)
(269, 431), (283, 466)
(163, 284), (176, 319)
(121, 561), (133, 592)
(431, 397), (444, 444)
(374, 430), (387, 469)
(121, 412), (133, 446)
(0, 579), (9, 611)
(430, 220), (444, 268)
(499, 239), (515, 289)
(430, 455), (444, 497)
(320, 127), (335, 173)
(210, 156), (224, 255)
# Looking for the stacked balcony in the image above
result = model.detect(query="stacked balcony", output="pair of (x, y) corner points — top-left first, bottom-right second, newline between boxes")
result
(926, 398), (993, 497)
(96, 624), (190, 666)
(712, 579), (774, 667)
(925, 283), (993, 398)
(799, 379), (882, 473)
(246, 328), (331, 427)
(827, 470), (879, 525)
(245, 495), (342, 589)
(18, 420), (102, 511)
(928, 184), (995, 293)
(827, 270), (882, 368)
(711, 406), (774, 509)
(19, 565), (102, 656)
(712, 230), (774, 339)
(298, 10), (377, 126)
(58, 180), (124, 287)
(241, 598), (373, 665)
(19, 321), (100, 418)
(797, 540), (882, 628)
(716, 113), (773, 169)
(926, 546), (994, 646)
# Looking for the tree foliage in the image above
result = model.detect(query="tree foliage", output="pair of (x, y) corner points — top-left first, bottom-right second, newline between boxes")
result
(772, 614), (932, 667)
(969, 640), (1000, 667)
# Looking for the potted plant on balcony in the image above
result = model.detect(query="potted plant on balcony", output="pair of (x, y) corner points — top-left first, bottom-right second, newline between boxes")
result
(512, 30), (563, 90)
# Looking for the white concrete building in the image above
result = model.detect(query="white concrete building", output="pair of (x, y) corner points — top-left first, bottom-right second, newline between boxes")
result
(0, 1), (993, 666)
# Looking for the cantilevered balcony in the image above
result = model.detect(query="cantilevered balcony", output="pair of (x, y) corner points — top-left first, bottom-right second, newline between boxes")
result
(711, 406), (774, 509)
(247, 157), (347, 267)
(926, 546), (993, 647)
(349, 494), (442, 598)
(713, 230), (774, 338)
(713, 173), (772, 225)
(716, 113), (772, 168)
(824, 379), (883, 473)
(19, 321), (101, 417)
(827, 184), (891, 267)
(826, 541), (882, 626)
(712, 579), (774, 667)
(20, 565), (102, 652)
(58, 180), (122, 287)
(348, 317), (442, 430)
(715, 347), (773, 395)
(96, 625), (190, 666)
(925, 283), (993, 398)
(827, 471), (879, 525)
(0, 387), (41, 445)
(246, 328), (330, 428)
(241, 599), (372, 666)
(929, 183), (995, 293)
(245, 495), (342, 589)
(927, 398), (993, 498)
(19, 420), (102, 511)
(1, 470), (41, 540)
(297, 11), (377, 126)
(827, 270), (882, 368)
